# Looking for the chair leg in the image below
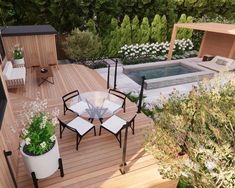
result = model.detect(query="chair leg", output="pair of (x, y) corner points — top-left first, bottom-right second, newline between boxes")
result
(60, 124), (62, 138)
(76, 134), (81, 150)
(120, 131), (122, 148)
(131, 121), (135, 135)
(99, 126), (102, 136)
(93, 127), (96, 136)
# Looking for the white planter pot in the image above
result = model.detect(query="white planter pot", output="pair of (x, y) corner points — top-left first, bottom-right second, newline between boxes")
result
(14, 58), (25, 65)
(20, 138), (60, 179)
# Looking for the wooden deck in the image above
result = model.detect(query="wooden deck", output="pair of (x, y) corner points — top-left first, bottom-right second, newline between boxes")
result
(9, 64), (176, 188)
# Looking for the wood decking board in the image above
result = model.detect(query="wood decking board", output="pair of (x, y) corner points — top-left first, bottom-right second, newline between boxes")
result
(8, 64), (176, 188)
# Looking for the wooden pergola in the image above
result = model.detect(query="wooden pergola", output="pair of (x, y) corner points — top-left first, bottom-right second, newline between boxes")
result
(167, 23), (235, 60)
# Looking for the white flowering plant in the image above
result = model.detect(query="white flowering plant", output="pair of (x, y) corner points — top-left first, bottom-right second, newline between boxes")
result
(13, 44), (24, 59)
(119, 39), (196, 65)
(172, 39), (195, 59)
(145, 73), (235, 187)
(119, 42), (169, 64)
(20, 96), (59, 156)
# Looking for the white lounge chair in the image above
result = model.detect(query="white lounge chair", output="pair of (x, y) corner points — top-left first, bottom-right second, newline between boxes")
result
(2, 61), (26, 89)
(198, 56), (235, 72)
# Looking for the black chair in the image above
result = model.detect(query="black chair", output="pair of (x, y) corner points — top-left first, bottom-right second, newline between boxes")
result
(107, 89), (127, 113)
(99, 113), (137, 148)
(62, 90), (88, 116)
(58, 117), (96, 150)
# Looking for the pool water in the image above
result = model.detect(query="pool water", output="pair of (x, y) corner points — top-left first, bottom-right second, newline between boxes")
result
(127, 64), (199, 85)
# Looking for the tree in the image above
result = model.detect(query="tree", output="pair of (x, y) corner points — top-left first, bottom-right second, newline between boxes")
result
(177, 14), (193, 39)
(150, 14), (162, 43)
(161, 15), (168, 42)
(63, 28), (101, 62)
(131, 16), (140, 44)
(86, 19), (97, 34)
(138, 17), (150, 44)
(120, 15), (132, 46)
(106, 18), (121, 57)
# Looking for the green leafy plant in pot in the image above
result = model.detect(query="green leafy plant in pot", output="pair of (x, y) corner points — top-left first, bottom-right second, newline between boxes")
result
(13, 44), (25, 65)
(20, 96), (61, 179)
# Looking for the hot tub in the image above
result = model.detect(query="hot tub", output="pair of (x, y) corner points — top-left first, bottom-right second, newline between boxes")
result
(123, 60), (215, 89)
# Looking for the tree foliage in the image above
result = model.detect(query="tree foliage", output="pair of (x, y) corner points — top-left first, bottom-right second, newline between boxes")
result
(63, 28), (101, 61)
(120, 15), (132, 46)
(138, 17), (150, 44)
(177, 14), (193, 39)
(0, 0), (234, 33)
(131, 16), (140, 44)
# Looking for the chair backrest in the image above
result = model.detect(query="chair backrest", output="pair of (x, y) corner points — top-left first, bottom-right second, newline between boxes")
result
(62, 90), (80, 108)
(109, 89), (126, 101)
(58, 118), (77, 133)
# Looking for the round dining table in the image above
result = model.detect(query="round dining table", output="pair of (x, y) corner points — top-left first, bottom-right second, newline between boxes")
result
(70, 91), (123, 122)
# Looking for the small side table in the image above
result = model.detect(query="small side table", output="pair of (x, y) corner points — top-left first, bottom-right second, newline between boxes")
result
(36, 66), (54, 86)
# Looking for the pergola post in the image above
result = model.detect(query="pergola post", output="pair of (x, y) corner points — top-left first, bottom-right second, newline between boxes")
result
(167, 25), (178, 60)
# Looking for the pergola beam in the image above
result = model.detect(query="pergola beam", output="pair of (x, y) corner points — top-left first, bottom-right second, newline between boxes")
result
(167, 25), (178, 60)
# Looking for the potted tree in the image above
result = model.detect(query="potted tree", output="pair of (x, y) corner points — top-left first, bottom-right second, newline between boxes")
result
(13, 44), (25, 65)
(20, 97), (61, 179)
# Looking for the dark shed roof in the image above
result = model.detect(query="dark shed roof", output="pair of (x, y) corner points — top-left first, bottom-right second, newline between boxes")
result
(0, 25), (57, 36)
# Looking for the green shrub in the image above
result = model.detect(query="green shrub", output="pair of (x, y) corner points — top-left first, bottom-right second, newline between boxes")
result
(177, 14), (193, 39)
(138, 17), (150, 44)
(150, 14), (162, 43)
(131, 16), (140, 44)
(20, 98), (59, 155)
(86, 19), (97, 34)
(120, 15), (132, 46)
(63, 28), (101, 62)
(161, 15), (168, 42)
(145, 73), (235, 187)
(106, 18), (121, 57)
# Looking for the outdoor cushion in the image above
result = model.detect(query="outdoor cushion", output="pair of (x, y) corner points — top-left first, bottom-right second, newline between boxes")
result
(67, 116), (94, 135)
(103, 100), (122, 114)
(2, 61), (13, 80)
(10, 67), (26, 82)
(69, 101), (88, 115)
(198, 56), (235, 72)
(101, 115), (126, 134)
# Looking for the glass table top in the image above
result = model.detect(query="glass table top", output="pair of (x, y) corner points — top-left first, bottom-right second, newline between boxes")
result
(70, 91), (123, 119)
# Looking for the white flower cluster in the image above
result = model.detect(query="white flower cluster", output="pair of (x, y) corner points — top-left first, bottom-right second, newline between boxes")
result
(119, 42), (170, 59)
(119, 39), (194, 60)
(40, 115), (47, 129)
(174, 39), (194, 53)
(23, 95), (47, 123)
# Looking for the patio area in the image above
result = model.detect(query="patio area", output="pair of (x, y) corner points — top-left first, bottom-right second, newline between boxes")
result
(9, 64), (176, 188)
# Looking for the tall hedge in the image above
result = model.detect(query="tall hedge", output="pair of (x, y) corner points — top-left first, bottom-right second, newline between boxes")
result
(131, 16), (140, 44)
(150, 14), (162, 43)
(177, 14), (193, 39)
(1, 0), (234, 33)
(120, 15), (132, 46)
(138, 17), (150, 44)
